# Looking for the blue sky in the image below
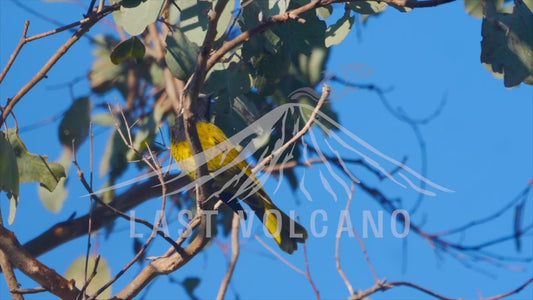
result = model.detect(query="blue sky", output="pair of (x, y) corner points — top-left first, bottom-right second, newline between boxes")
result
(1, 1), (532, 299)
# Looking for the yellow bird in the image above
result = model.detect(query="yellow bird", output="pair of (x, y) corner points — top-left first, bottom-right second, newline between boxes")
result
(171, 115), (308, 254)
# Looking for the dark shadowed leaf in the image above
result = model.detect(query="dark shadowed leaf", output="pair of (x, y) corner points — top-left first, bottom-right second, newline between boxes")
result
(110, 36), (146, 65)
(182, 277), (200, 300)
(59, 97), (92, 153)
(481, 1), (533, 87)
(165, 28), (200, 81)
(90, 35), (127, 94)
(0, 131), (19, 224)
(100, 126), (129, 182)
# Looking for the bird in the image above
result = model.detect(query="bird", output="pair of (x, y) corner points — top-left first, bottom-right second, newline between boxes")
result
(171, 114), (308, 254)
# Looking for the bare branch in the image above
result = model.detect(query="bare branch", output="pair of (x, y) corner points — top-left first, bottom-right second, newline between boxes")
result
(0, 21), (29, 85)
(10, 287), (47, 295)
(303, 241), (321, 300)
(336, 183), (356, 296)
(252, 85), (331, 176)
(216, 214), (241, 300)
(23, 174), (191, 258)
(0, 210), (24, 300)
(0, 225), (83, 299)
(0, 4), (119, 124)
(254, 235), (306, 276)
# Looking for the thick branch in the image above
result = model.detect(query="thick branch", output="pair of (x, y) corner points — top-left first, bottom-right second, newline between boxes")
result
(117, 2), (231, 298)
(0, 225), (82, 299)
(23, 174), (191, 258)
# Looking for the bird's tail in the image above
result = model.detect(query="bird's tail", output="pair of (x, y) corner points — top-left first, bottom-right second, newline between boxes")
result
(247, 191), (308, 254)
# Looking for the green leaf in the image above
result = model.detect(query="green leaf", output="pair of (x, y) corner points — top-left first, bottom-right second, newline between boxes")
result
(59, 97), (92, 153)
(481, 1), (533, 87)
(38, 151), (71, 213)
(6, 130), (66, 192)
(316, 5), (333, 19)
(126, 113), (158, 161)
(92, 113), (117, 127)
(347, 1), (388, 14)
(100, 125), (129, 181)
(464, 0), (504, 19)
(65, 256), (112, 299)
(90, 36), (128, 94)
(0, 131), (19, 225)
(110, 36), (146, 65)
(165, 28), (200, 81)
(325, 10), (355, 48)
(297, 47), (330, 86)
(176, 0), (211, 45)
(215, 0), (236, 40)
(110, 0), (166, 36)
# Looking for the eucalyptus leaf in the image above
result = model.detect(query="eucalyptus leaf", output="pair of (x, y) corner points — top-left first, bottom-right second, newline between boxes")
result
(38, 151), (71, 213)
(110, 0), (166, 36)
(347, 1), (387, 14)
(316, 5), (333, 19)
(65, 256), (112, 299)
(100, 126), (129, 181)
(325, 10), (355, 47)
(0, 131), (19, 224)
(464, 0), (504, 18)
(481, 0), (533, 87)
(59, 97), (92, 153)
(6, 130), (66, 192)
(176, 0), (211, 45)
(90, 35), (127, 94)
(165, 28), (200, 81)
(215, 0), (236, 40)
(110, 36), (146, 65)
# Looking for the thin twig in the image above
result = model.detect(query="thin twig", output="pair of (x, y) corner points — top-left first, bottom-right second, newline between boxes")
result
(336, 182), (356, 296)
(303, 241), (321, 300)
(216, 214), (241, 300)
(10, 287), (47, 295)
(1, 4), (119, 124)
(254, 235), (306, 276)
(252, 85), (331, 176)
(352, 229), (379, 283)
(90, 125), (173, 300)
(0, 21), (29, 85)
(72, 160), (184, 255)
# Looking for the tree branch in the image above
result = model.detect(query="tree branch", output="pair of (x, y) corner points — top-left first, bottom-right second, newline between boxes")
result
(0, 4), (119, 124)
(216, 213), (240, 300)
(252, 85), (331, 176)
(23, 174), (191, 258)
(0, 225), (83, 299)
